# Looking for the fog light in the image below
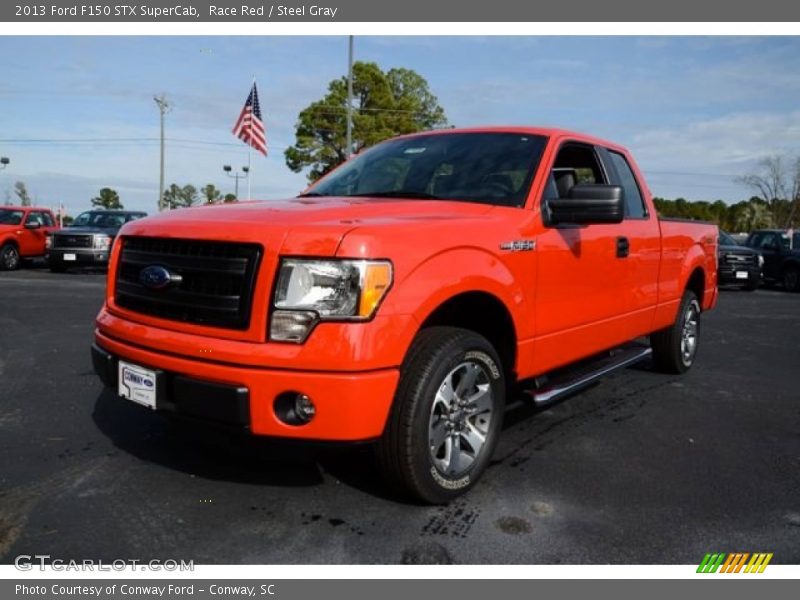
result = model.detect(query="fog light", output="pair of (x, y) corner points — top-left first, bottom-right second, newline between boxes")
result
(274, 391), (316, 425)
(294, 394), (316, 422)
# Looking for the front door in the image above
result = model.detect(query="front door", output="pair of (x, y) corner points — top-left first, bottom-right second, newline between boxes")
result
(533, 142), (634, 374)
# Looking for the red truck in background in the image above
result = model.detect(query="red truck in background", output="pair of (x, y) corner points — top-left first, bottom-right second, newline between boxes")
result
(0, 206), (59, 270)
(92, 127), (718, 503)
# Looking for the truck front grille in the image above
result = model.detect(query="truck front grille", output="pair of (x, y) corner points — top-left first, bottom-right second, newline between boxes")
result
(53, 233), (93, 248)
(115, 237), (262, 330)
(721, 252), (757, 266)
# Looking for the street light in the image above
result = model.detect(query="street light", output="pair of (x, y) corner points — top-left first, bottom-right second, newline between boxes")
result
(223, 164), (249, 199)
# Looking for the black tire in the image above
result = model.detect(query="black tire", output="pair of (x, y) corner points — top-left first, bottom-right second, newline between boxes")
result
(0, 243), (21, 271)
(651, 290), (701, 374)
(377, 326), (506, 504)
(783, 266), (800, 293)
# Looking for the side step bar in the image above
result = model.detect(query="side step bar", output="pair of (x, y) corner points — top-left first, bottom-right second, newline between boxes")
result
(524, 344), (652, 406)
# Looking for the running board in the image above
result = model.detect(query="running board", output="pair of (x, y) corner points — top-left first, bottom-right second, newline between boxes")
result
(524, 344), (652, 406)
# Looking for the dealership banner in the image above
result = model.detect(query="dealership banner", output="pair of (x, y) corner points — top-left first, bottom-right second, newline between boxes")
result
(2, 0), (800, 22)
(3, 579), (800, 599)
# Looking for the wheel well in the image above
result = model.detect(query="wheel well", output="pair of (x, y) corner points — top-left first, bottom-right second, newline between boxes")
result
(419, 292), (517, 381)
(687, 267), (705, 303)
(1, 237), (19, 250)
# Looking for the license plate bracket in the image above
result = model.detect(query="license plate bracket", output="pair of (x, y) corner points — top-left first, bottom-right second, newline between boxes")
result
(118, 360), (158, 409)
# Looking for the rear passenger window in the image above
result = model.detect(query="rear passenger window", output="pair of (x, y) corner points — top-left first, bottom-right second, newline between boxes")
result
(608, 151), (647, 219)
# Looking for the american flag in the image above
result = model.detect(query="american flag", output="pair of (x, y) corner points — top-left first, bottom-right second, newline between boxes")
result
(232, 82), (267, 156)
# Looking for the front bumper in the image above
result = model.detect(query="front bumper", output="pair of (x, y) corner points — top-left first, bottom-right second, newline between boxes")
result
(718, 264), (760, 286)
(48, 248), (110, 266)
(93, 330), (399, 441)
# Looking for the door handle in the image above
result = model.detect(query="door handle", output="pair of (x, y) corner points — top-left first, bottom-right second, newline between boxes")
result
(616, 236), (630, 258)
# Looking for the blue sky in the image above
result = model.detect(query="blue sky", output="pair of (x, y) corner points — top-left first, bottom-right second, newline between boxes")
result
(1, 36), (799, 215)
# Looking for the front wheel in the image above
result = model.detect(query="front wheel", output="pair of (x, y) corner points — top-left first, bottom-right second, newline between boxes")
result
(651, 289), (701, 374)
(377, 327), (505, 504)
(0, 243), (20, 271)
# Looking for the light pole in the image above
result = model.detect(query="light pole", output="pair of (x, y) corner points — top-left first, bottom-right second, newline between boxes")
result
(0, 158), (9, 205)
(223, 165), (249, 199)
(345, 35), (354, 160)
(154, 94), (170, 210)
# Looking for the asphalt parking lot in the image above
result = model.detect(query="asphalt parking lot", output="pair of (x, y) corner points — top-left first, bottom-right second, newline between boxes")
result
(1, 267), (798, 565)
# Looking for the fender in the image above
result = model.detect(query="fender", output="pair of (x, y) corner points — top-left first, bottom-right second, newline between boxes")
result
(380, 246), (527, 361)
(654, 241), (708, 329)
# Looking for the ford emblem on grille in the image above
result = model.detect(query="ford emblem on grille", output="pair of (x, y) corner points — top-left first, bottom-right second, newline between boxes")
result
(139, 265), (181, 290)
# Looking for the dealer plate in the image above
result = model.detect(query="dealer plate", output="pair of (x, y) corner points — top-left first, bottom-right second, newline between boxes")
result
(118, 360), (157, 409)
(735, 271), (749, 280)
(63, 253), (76, 261)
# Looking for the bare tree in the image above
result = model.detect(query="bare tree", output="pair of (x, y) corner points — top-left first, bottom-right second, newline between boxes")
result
(736, 154), (800, 227)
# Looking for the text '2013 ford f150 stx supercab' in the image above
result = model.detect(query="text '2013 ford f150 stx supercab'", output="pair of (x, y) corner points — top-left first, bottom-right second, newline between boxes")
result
(92, 127), (718, 503)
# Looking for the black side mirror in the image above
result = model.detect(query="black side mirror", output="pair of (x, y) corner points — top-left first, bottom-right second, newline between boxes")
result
(547, 184), (624, 225)
(24, 221), (41, 230)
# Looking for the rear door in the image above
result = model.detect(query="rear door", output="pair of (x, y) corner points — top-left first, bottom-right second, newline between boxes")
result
(600, 147), (661, 337)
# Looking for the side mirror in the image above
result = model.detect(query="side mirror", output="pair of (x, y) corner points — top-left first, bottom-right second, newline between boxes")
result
(547, 184), (624, 225)
(24, 221), (41, 230)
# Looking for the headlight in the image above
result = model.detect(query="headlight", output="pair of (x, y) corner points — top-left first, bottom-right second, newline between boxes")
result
(93, 235), (111, 250)
(758, 254), (764, 268)
(270, 259), (392, 342)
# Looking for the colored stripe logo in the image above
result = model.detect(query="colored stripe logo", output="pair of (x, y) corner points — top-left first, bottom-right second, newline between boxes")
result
(697, 553), (773, 573)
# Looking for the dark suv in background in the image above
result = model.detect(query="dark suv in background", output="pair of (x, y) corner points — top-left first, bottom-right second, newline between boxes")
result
(47, 210), (147, 272)
(718, 230), (762, 291)
(745, 229), (800, 292)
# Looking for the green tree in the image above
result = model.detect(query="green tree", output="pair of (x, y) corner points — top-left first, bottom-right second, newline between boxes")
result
(162, 184), (198, 209)
(223, 193), (237, 203)
(285, 61), (448, 182)
(201, 184), (223, 205)
(91, 187), (123, 209)
(14, 181), (31, 206)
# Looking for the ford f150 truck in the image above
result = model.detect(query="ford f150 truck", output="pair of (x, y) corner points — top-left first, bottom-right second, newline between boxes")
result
(47, 209), (148, 272)
(92, 127), (718, 503)
(0, 206), (60, 270)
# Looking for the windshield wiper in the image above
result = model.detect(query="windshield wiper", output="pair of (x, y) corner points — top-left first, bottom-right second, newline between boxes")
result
(346, 191), (441, 200)
(297, 191), (327, 198)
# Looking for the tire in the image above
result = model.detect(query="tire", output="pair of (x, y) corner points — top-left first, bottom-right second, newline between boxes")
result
(377, 326), (506, 504)
(651, 290), (701, 374)
(0, 243), (20, 271)
(783, 266), (800, 293)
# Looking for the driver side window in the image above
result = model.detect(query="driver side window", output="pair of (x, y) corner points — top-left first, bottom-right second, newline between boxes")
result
(543, 143), (606, 201)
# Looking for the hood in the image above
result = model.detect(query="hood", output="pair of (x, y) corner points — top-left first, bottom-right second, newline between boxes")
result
(719, 243), (758, 254)
(119, 197), (495, 255)
(59, 226), (120, 235)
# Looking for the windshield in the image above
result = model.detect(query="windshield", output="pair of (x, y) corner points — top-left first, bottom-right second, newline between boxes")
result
(71, 212), (144, 228)
(0, 209), (24, 225)
(719, 231), (739, 246)
(307, 132), (548, 208)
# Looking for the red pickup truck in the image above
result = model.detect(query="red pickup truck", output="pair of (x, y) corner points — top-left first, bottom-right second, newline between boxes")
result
(0, 206), (59, 270)
(92, 127), (718, 502)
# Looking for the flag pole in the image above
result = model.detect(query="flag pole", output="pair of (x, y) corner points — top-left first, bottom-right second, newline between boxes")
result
(248, 75), (255, 201)
(247, 147), (251, 200)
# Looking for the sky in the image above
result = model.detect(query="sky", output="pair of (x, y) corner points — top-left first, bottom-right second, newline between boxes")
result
(1, 35), (799, 216)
